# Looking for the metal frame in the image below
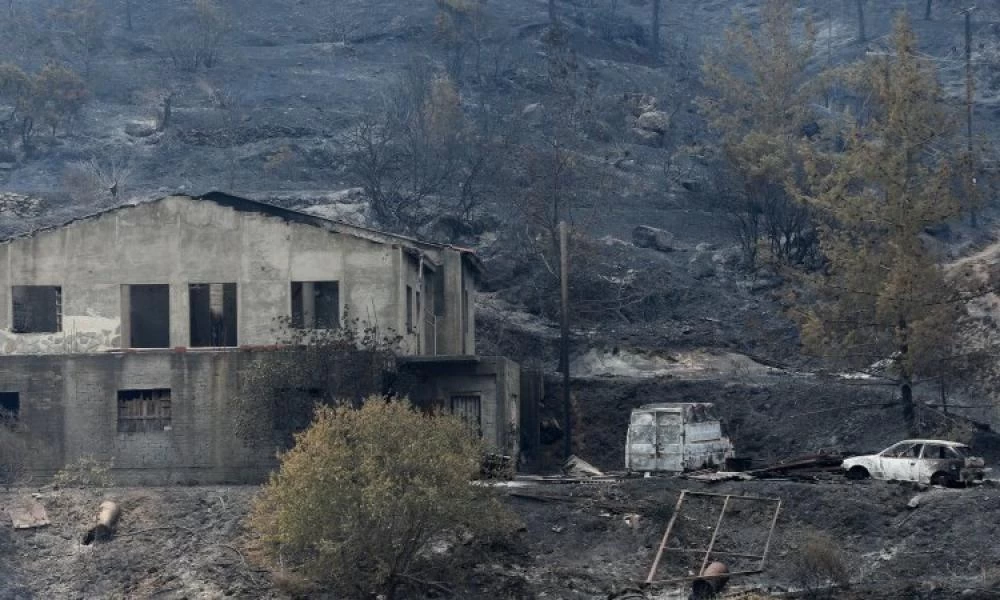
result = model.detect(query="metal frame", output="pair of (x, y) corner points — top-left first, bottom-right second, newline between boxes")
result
(645, 490), (782, 585)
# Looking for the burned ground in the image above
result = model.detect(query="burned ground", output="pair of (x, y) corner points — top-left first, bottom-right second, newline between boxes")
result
(4, 478), (1000, 599)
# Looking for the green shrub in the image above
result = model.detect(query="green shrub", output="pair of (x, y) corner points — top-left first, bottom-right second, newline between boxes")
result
(250, 398), (517, 599)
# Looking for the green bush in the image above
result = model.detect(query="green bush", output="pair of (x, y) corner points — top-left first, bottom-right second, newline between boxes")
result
(250, 398), (517, 599)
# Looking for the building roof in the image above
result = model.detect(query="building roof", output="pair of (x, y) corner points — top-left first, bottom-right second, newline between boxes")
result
(0, 192), (483, 273)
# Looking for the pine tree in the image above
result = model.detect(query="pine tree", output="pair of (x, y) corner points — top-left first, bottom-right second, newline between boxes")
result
(798, 15), (962, 431)
(699, 0), (818, 267)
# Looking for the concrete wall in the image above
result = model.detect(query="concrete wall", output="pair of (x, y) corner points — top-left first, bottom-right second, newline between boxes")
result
(0, 350), (273, 484)
(400, 357), (520, 457)
(0, 196), (481, 355)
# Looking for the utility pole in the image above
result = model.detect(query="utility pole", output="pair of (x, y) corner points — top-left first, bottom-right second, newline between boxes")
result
(856, 0), (866, 43)
(964, 7), (974, 148)
(559, 221), (571, 460)
(651, 0), (662, 62)
(962, 6), (977, 226)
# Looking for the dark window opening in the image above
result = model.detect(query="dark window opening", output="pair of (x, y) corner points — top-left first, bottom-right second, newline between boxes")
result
(189, 283), (237, 347)
(117, 389), (171, 433)
(290, 281), (340, 329)
(12, 286), (62, 333)
(406, 285), (414, 333)
(450, 394), (482, 435)
(0, 392), (19, 426)
(129, 284), (170, 348)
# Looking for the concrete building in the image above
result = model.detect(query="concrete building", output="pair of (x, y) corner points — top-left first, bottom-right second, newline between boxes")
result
(0, 193), (521, 484)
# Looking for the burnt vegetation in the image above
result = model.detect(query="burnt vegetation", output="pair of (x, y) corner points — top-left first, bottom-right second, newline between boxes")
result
(5, 0), (1000, 597)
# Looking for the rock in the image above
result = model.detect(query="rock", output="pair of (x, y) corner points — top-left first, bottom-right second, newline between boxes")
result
(749, 275), (784, 292)
(630, 127), (661, 147)
(636, 110), (670, 134)
(907, 496), (921, 509)
(632, 226), (676, 252)
(522, 102), (542, 116)
(713, 247), (742, 267)
(623, 92), (657, 117)
(688, 252), (716, 279)
(695, 242), (715, 252)
(125, 121), (157, 138)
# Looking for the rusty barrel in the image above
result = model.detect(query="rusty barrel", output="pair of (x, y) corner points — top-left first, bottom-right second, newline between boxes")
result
(690, 562), (729, 599)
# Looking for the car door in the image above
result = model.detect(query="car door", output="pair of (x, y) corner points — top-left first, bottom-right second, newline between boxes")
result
(877, 443), (921, 481)
(918, 444), (952, 484)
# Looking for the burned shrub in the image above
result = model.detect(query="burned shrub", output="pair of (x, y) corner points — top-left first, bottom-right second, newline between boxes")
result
(789, 531), (850, 598)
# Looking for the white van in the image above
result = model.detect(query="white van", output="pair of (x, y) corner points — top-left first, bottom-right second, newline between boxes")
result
(625, 403), (734, 473)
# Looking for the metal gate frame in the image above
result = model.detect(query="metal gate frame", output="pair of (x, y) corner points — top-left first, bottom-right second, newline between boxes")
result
(645, 490), (782, 585)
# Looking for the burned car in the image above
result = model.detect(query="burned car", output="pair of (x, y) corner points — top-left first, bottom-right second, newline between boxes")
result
(842, 439), (985, 486)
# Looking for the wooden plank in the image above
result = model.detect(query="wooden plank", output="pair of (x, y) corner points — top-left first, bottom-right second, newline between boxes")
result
(6, 498), (50, 529)
(646, 490), (687, 583)
(699, 494), (731, 575)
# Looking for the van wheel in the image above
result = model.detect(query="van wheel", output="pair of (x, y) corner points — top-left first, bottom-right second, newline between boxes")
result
(930, 472), (952, 487)
(846, 466), (870, 480)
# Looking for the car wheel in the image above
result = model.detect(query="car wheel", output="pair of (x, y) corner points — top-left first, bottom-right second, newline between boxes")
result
(846, 466), (870, 480)
(930, 472), (953, 487)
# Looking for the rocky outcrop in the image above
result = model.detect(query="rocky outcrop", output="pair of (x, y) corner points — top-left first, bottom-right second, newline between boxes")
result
(632, 225), (676, 252)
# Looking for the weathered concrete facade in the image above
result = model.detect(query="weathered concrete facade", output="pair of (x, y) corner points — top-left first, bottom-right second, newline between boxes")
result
(0, 193), (519, 483)
(0, 193), (476, 356)
(0, 350), (272, 484)
(401, 356), (521, 458)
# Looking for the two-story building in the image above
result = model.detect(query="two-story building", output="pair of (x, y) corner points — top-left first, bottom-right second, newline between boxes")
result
(0, 193), (522, 483)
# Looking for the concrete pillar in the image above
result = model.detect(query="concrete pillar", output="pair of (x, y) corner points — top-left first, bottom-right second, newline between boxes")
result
(301, 282), (315, 328)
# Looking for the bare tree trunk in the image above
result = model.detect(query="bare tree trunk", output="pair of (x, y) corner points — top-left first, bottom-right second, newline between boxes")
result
(157, 93), (174, 132)
(125, 0), (133, 30)
(899, 317), (916, 434)
(856, 0), (866, 43)
(548, 0), (556, 26)
(651, 0), (661, 60)
(924, 0), (932, 20)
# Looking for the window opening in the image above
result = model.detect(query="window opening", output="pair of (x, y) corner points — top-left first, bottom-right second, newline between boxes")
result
(117, 389), (172, 433)
(128, 284), (170, 348)
(0, 392), (19, 426)
(450, 394), (482, 435)
(406, 285), (414, 333)
(12, 286), (62, 333)
(291, 281), (340, 329)
(189, 283), (237, 347)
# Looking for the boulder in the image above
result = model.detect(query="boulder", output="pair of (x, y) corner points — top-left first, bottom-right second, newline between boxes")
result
(623, 92), (657, 117)
(688, 252), (716, 279)
(125, 121), (157, 138)
(632, 225), (676, 252)
(636, 110), (671, 134)
(630, 127), (661, 147)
